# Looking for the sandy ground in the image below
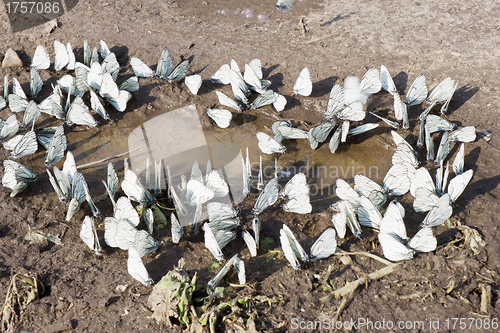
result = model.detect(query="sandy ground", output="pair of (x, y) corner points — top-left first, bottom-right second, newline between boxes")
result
(0, 0), (499, 332)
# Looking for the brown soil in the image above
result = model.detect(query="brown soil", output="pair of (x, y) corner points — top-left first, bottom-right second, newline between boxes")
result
(1, 0), (499, 332)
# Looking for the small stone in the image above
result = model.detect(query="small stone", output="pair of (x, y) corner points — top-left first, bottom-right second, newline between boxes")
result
(43, 20), (58, 35)
(2, 49), (23, 68)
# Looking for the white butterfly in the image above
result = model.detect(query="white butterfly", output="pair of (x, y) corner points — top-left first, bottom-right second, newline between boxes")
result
(449, 126), (476, 143)
(66, 172), (89, 221)
(114, 196), (140, 227)
(328, 126), (342, 154)
(185, 74), (202, 95)
(276, 0), (295, 12)
(2, 160), (38, 197)
(171, 213), (183, 243)
(44, 125), (66, 167)
(105, 216), (138, 250)
(31, 45), (50, 70)
(354, 163), (410, 208)
(241, 154), (250, 196)
(330, 200), (361, 238)
(207, 108), (232, 128)
(202, 223), (225, 261)
(166, 165), (188, 216)
(425, 77), (457, 115)
(102, 52), (120, 81)
(250, 90), (277, 110)
(133, 230), (159, 257)
(229, 69), (250, 104)
(80, 216), (102, 255)
(452, 143), (465, 175)
(7, 130), (38, 159)
(127, 247), (154, 286)
(392, 142), (419, 173)
(277, 126), (308, 140)
(257, 156), (264, 190)
(324, 84), (345, 120)
(420, 193), (453, 227)
(215, 91), (241, 111)
(66, 98), (97, 127)
(380, 65), (397, 95)
(369, 112), (399, 129)
(205, 170), (229, 198)
(280, 225), (337, 269)
(83, 40), (91, 67)
(211, 64), (231, 85)
(405, 75), (427, 107)
(243, 63), (264, 93)
(378, 202), (436, 261)
(102, 162), (118, 207)
(253, 178), (279, 215)
(293, 68), (312, 96)
(307, 121), (335, 150)
(344, 68), (381, 105)
(186, 179), (214, 206)
(272, 93), (287, 111)
(30, 67), (43, 99)
(207, 254), (244, 289)
(256, 132), (286, 154)
(242, 229), (258, 257)
(348, 123), (379, 137)
(131, 47), (169, 79)
(272, 120), (290, 142)
(120, 76), (140, 93)
(143, 208), (154, 234)
(53, 40), (69, 71)
(21, 101), (41, 130)
(121, 169), (156, 205)
(280, 173), (311, 214)
(425, 115), (456, 134)
(335, 179), (360, 209)
(100, 40), (111, 59)
(335, 102), (366, 122)
(447, 169), (473, 204)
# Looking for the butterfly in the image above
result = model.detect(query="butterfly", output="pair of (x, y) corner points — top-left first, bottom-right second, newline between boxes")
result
(331, 200), (361, 238)
(31, 45), (50, 70)
(293, 68), (312, 96)
(250, 90), (277, 110)
(80, 216), (103, 255)
(127, 247), (154, 286)
(324, 84), (345, 120)
(44, 125), (66, 167)
(66, 172), (89, 221)
(122, 169), (156, 205)
(171, 213), (184, 243)
(276, 0), (295, 12)
(420, 193), (453, 227)
(131, 47), (189, 82)
(207, 254), (245, 289)
(2, 160), (38, 197)
(425, 77), (457, 115)
(184, 74), (202, 95)
(344, 68), (381, 105)
(215, 91), (242, 111)
(354, 163), (411, 208)
(280, 173), (312, 214)
(65, 97), (98, 127)
(253, 178), (279, 215)
(256, 132), (286, 154)
(378, 201), (437, 261)
(280, 225), (338, 270)
(207, 108), (232, 128)
(5, 130), (38, 159)
(307, 121), (335, 150)
(202, 222), (235, 261)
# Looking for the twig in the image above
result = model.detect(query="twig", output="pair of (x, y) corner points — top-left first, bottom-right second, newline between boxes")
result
(76, 147), (142, 169)
(479, 283), (491, 315)
(334, 249), (394, 266)
(332, 289), (355, 323)
(333, 264), (398, 298)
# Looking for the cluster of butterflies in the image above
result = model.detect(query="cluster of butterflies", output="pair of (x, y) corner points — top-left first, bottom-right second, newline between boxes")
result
(1, 40), (479, 285)
(205, 58), (290, 128)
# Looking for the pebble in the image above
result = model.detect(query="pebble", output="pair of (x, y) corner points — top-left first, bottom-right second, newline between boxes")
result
(2, 48), (23, 68)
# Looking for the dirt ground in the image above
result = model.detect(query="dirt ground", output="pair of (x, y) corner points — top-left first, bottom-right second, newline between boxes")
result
(1, 0), (500, 332)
